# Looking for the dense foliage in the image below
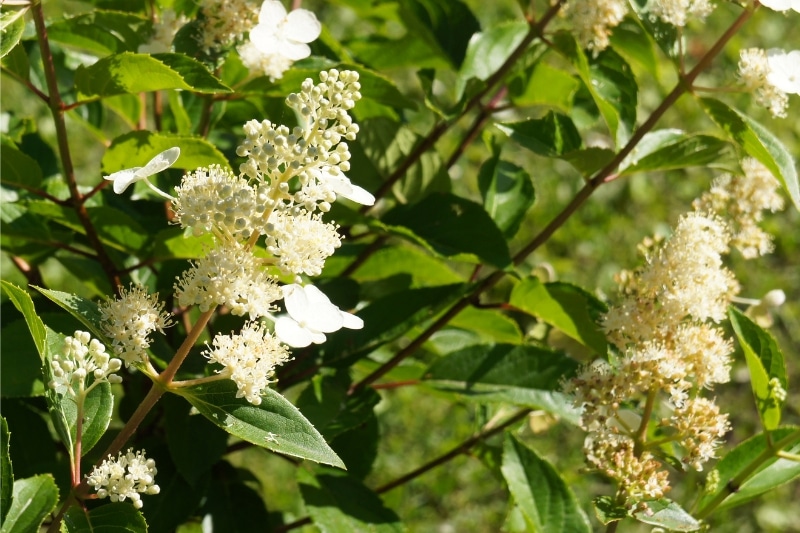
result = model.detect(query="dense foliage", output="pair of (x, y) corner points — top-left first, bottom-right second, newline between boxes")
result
(1, 0), (798, 531)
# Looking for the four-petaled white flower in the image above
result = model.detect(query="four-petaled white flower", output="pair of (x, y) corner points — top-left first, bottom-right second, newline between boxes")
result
(274, 283), (363, 348)
(104, 147), (180, 198)
(249, 1), (321, 62)
(759, 0), (800, 12)
(767, 49), (800, 94)
(312, 166), (375, 206)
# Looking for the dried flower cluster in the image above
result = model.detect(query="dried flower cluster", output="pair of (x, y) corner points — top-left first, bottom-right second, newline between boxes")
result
(565, 161), (785, 508)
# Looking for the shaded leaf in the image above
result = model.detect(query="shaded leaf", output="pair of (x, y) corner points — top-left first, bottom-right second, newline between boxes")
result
(62, 502), (148, 532)
(510, 277), (607, 356)
(75, 52), (230, 100)
(46, 10), (149, 55)
(180, 380), (345, 468)
(620, 130), (734, 175)
(501, 434), (591, 533)
(1, 318), (46, 397)
(164, 395), (228, 486)
(298, 469), (403, 533)
(399, 0), (480, 68)
(478, 156), (535, 238)
(381, 193), (511, 268)
(701, 98), (799, 211)
(296, 374), (381, 441)
(0, 475), (58, 533)
(1, 417), (11, 525)
(34, 288), (106, 343)
(1, 282), (46, 358)
(496, 111), (582, 158)
(0, 139), (42, 190)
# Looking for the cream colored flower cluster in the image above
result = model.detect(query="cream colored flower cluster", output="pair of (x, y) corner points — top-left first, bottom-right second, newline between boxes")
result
(86, 449), (160, 509)
(562, 0), (627, 53)
(738, 48), (800, 118)
(650, 0), (715, 27)
(566, 161), (785, 508)
(198, 0), (260, 53)
(48, 331), (123, 396)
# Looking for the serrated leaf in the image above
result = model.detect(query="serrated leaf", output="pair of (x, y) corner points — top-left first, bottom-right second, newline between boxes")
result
(729, 307), (786, 430)
(0, 474), (58, 533)
(381, 192), (511, 268)
(620, 130), (734, 175)
(700, 97), (800, 211)
(553, 31), (637, 147)
(102, 130), (230, 176)
(696, 427), (800, 513)
(298, 469), (404, 533)
(423, 344), (581, 422)
(501, 434), (591, 533)
(510, 277), (607, 356)
(496, 111), (582, 158)
(62, 502), (148, 532)
(399, 0), (480, 69)
(459, 20), (529, 100)
(179, 380), (345, 468)
(1, 282), (46, 359)
(632, 500), (700, 531)
(34, 288), (107, 342)
(1, 417), (12, 525)
(0, 11), (25, 59)
(75, 52), (230, 100)
(478, 156), (535, 239)
(46, 10), (149, 55)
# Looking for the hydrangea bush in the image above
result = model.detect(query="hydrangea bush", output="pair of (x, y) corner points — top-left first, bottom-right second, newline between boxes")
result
(0, 0), (798, 531)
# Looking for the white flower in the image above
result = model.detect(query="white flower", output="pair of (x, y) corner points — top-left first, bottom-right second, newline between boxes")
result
(104, 147), (180, 198)
(274, 283), (363, 348)
(249, 1), (321, 62)
(759, 0), (800, 12)
(86, 448), (160, 509)
(767, 49), (800, 94)
(49, 331), (123, 396)
(311, 166), (375, 206)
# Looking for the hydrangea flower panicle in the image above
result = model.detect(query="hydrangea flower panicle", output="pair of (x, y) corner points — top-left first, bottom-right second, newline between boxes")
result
(562, 0), (627, 53)
(264, 209), (342, 276)
(274, 283), (363, 348)
(49, 331), (122, 396)
(99, 285), (173, 368)
(738, 48), (797, 118)
(86, 448), (160, 509)
(199, 0), (259, 52)
(104, 147), (180, 198)
(650, 0), (715, 27)
(204, 321), (291, 405)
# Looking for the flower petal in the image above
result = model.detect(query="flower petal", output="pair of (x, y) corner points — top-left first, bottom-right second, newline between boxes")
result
(340, 311), (364, 330)
(301, 285), (344, 332)
(279, 40), (311, 61)
(104, 168), (142, 194)
(275, 316), (317, 347)
(249, 23), (281, 50)
(259, 0), (287, 25)
(285, 9), (321, 43)
(136, 147), (180, 178)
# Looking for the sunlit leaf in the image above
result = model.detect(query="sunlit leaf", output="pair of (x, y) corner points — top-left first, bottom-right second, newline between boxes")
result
(0, 474), (58, 533)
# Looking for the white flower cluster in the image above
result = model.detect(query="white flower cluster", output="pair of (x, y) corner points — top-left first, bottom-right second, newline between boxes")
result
(649, 0), (715, 27)
(738, 48), (800, 118)
(138, 10), (187, 54)
(562, 0), (627, 53)
(99, 285), (173, 367)
(204, 321), (290, 405)
(49, 331), (122, 396)
(86, 448), (160, 509)
(198, 0), (260, 53)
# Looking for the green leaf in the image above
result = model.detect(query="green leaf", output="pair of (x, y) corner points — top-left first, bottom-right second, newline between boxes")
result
(179, 380), (345, 468)
(593, 496), (629, 525)
(729, 307), (786, 430)
(1, 417), (12, 525)
(1, 43), (29, 81)
(296, 375), (381, 441)
(34, 288), (107, 343)
(478, 156), (535, 239)
(423, 344), (581, 423)
(697, 427), (800, 513)
(298, 468), (404, 533)
(399, 0), (480, 68)
(561, 147), (616, 177)
(553, 31), (637, 147)
(510, 60), (580, 112)
(510, 277), (607, 356)
(381, 193), (511, 268)
(700, 98), (800, 211)
(619, 130), (734, 175)
(46, 10), (149, 55)
(102, 130), (230, 176)
(202, 462), (270, 532)
(633, 499), (700, 531)
(75, 52), (231, 100)
(608, 17), (659, 78)
(0, 12), (24, 60)
(496, 111), (582, 158)
(164, 395), (228, 486)
(631, 0), (680, 59)
(501, 434), (591, 533)
(450, 307), (523, 345)
(0, 282), (46, 359)
(459, 20), (530, 99)
(63, 502), (148, 532)
(349, 245), (463, 288)
(0, 475), (58, 533)
(1, 318), (46, 397)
